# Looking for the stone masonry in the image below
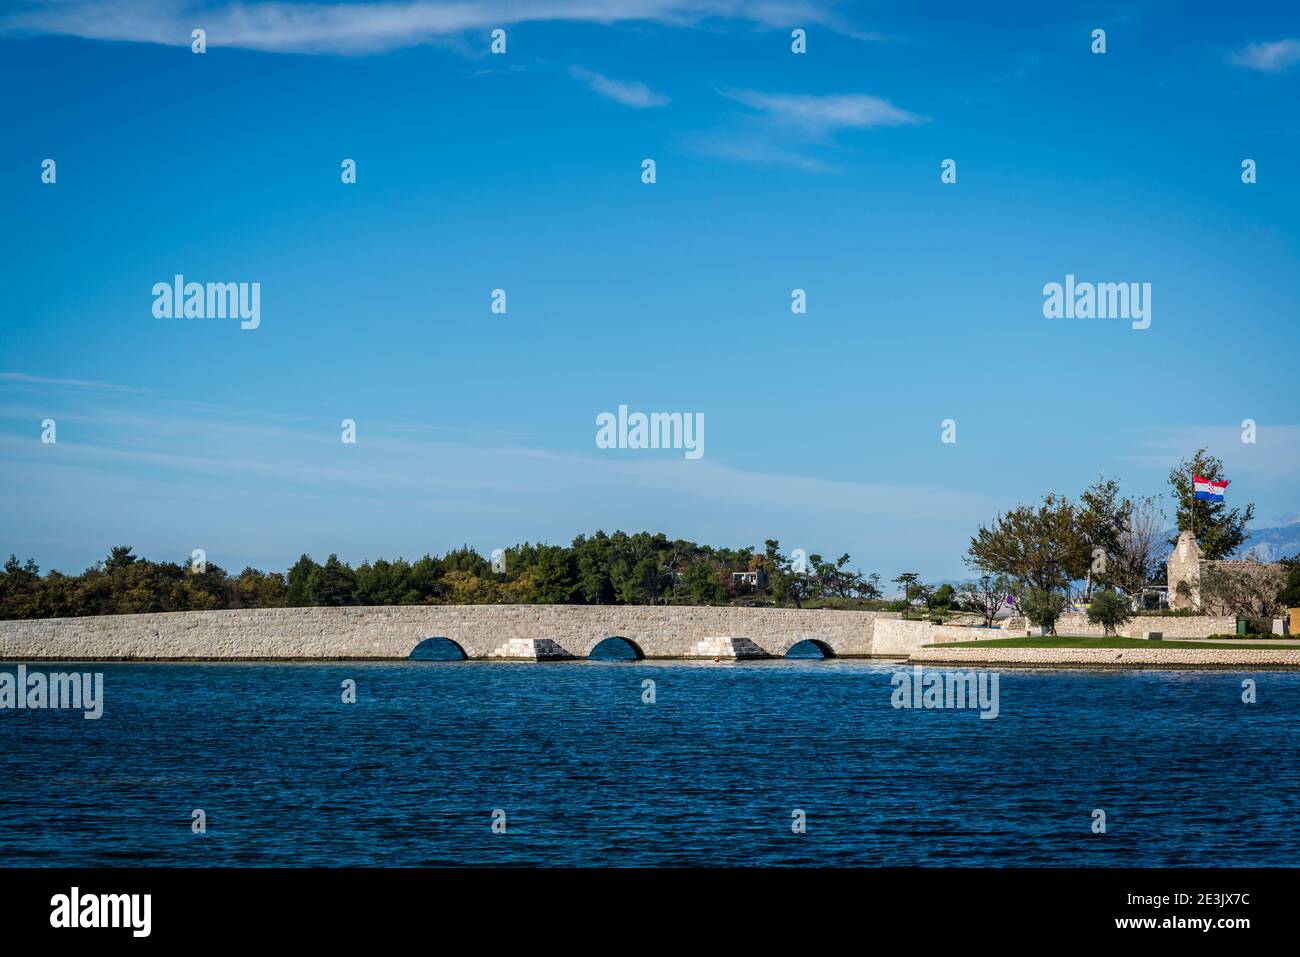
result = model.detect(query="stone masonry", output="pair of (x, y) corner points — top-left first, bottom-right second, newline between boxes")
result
(0, 605), (898, 661)
(910, 644), (1300, 668)
(871, 615), (1238, 658)
(1166, 529), (1286, 614)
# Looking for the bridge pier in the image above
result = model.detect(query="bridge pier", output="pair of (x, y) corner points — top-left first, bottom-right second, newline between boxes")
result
(485, 638), (575, 661)
(688, 636), (770, 659)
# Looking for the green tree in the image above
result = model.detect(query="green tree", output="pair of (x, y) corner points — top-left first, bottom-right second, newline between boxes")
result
(0, 556), (43, 620)
(285, 554), (320, 606)
(104, 545), (138, 572)
(442, 545), (489, 577)
(930, 583), (957, 611)
(1199, 561), (1287, 618)
(1279, 554), (1300, 609)
(41, 569), (83, 618)
(1077, 475), (1131, 594)
(530, 545), (579, 604)
(407, 555), (445, 603)
(960, 574), (1015, 628)
(1167, 448), (1254, 559)
(234, 567), (288, 608)
(1022, 588), (1067, 635)
(762, 539), (808, 608)
(184, 560), (230, 610)
(618, 555), (662, 605)
(680, 560), (723, 605)
(1086, 589), (1133, 636)
(573, 532), (616, 604)
(966, 493), (1088, 594)
(307, 554), (357, 606)
(892, 572), (920, 618)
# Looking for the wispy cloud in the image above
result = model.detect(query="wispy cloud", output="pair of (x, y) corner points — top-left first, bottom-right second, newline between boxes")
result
(1228, 38), (1300, 73)
(1130, 426), (1300, 484)
(0, 372), (155, 395)
(570, 66), (668, 108)
(687, 88), (924, 171)
(0, 390), (995, 575)
(2, 0), (870, 55)
(719, 89), (924, 135)
(686, 133), (833, 172)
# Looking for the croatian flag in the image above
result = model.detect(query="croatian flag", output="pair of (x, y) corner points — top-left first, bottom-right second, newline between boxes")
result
(1193, 475), (1228, 501)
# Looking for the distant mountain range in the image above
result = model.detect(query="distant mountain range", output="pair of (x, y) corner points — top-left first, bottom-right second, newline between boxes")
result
(1240, 523), (1300, 562)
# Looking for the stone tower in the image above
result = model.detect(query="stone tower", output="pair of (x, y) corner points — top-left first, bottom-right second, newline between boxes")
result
(1166, 530), (1202, 610)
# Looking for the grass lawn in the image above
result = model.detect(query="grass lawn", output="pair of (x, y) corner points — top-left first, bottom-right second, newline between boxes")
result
(930, 636), (1289, 650)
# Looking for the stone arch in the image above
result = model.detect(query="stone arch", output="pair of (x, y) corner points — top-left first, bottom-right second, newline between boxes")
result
(585, 635), (647, 659)
(771, 634), (838, 658)
(409, 636), (468, 660)
(784, 638), (837, 658)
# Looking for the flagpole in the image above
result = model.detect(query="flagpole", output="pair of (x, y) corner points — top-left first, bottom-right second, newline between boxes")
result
(1190, 469), (1195, 543)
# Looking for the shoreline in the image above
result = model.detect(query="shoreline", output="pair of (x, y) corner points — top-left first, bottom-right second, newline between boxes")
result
(4, 653), (1299, 671)
(909, 645), (1300, 669)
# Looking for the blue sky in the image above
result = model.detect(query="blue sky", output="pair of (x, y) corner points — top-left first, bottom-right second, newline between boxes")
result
(1, 0), (1298, 579)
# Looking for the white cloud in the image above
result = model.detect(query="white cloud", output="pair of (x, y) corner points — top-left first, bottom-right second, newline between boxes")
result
(1228, 38), (1300, 73)
(0, 399), (996, 577)
(688, 88), (924, 170)
(684, 131), (833, 172)
(1131, 425), (1300, 484)
(2, 0), (869, 55)
(570, 67), (668, 108)
(0, 372), (155, 394)
(719, 89), (925, 134)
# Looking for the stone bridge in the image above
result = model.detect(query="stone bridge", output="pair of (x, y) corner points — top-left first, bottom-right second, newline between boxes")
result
(0, 605), (902, 661)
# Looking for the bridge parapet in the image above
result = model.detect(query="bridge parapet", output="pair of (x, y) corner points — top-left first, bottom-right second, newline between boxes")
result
(0, 605), (899, 661)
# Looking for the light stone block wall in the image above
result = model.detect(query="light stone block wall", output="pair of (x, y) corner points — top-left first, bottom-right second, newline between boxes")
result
(689, 636), (768, 659)
(486, 638), (575, 660)
(1127, 615), (1237, 638)
(872, 619), (1014, 656)
(872, 614), (1237, 656)
(1045, 613), (1237, 639)
(910, 645), (1300, 668)
(1166, 529), (1286, 614)
(0, 605), (899, 661)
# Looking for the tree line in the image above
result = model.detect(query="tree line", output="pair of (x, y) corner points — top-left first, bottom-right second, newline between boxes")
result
(7, 448), (1294, 625)
(1, 534), (925, 620)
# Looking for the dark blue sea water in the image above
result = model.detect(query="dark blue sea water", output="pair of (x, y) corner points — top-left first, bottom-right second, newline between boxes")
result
(2, 658), (1297, 866)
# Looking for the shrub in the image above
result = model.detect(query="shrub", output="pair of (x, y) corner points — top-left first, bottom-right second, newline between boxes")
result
(1087, 589), (1134, 636)
(931, 583), (957, 611)
(1206, 632), (1287, 640)
(1022, 588), (1067, 634)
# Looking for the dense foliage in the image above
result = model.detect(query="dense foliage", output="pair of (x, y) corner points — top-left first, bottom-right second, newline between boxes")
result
(1086, 589), (1134, 636)
(964, 457), (1285, 611)
(0, 534), (907, 620)
(1167, 448), (1255, 560)
(963, 454), (1300, 624)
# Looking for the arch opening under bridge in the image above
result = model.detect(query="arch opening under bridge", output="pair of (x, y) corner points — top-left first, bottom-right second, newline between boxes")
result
(783, 638), (836, 659)
(586, 636), (645, 660)
(409, 636), (468, 661)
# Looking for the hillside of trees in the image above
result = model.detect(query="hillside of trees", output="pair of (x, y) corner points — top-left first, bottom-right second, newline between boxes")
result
(0, 534), (923, 620)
